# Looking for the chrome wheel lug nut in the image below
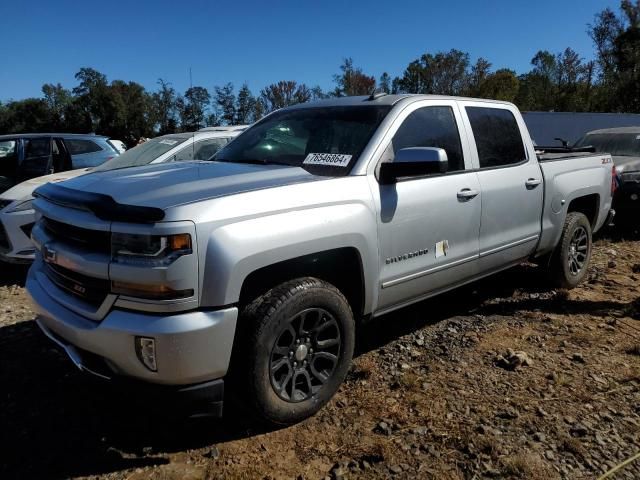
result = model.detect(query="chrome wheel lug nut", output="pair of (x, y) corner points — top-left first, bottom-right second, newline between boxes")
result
(293, 361), (297, 367)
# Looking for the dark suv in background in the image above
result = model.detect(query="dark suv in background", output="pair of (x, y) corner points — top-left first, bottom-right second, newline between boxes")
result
(0, 133), (120, 194)
(574, 127), (640, 224)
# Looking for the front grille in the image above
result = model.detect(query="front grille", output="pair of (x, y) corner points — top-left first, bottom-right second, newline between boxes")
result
(0, 222), (10, 251)
(44, 262), (110, 306)
(42, 217), (111, 253)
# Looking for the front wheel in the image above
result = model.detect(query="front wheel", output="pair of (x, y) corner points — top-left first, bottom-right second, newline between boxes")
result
(549, 212), (592, 289)
(236, 277), (355, 426)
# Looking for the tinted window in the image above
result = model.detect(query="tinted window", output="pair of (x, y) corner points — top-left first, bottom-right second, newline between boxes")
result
(20, 137), (52, 179)
(174, 138), (229, 162)
(466, 107), (526, 168)
(215, 106), (391, 176)
(392, 106), (465, 172)
(93, 135), (189, 172)
(66, 139), (102, 155)
(25, 138), (50, 158)
(195, 138), (228, 160)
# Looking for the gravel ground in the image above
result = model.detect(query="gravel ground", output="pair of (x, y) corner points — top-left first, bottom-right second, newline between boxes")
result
(0, 237), (639, 480)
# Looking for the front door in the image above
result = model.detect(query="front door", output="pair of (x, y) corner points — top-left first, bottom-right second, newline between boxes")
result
(373, 102), (482, 312)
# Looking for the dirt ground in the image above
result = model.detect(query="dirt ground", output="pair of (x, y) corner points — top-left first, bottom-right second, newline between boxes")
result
(1, 235), (639, 480)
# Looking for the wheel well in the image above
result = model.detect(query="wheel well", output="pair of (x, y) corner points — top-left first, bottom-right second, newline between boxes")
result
(238, 248), (365, 317)
(567, 194), (599, 227)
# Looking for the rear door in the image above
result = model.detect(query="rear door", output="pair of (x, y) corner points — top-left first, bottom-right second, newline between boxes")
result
(459, 102), (543, 270)
(372, 100), (481, 311)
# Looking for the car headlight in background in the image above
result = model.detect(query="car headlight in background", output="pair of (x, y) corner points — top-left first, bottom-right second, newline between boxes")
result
(6, 199), (34, 213)
(111, 232), (192, 265)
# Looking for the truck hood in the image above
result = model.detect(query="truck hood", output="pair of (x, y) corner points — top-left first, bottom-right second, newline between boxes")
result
(0, 168), (91, 201)
(612, 156), (640, 174)
(57, 161), (324, 210)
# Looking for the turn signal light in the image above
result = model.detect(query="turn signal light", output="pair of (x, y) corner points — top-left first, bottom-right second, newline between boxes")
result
(169, 233), (192, 251)
(112, 280), (194, 300)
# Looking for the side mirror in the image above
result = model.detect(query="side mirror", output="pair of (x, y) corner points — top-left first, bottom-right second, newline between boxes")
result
(379, 147), (449, 184)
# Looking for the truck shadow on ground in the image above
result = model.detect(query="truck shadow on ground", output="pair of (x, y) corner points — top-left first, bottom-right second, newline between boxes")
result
(1, 264), (637, 479)
(0, 263), (28, 287)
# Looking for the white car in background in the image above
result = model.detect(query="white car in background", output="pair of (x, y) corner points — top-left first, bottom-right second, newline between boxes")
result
(109, 139), (127, 153)
(0, 128), (246, 263)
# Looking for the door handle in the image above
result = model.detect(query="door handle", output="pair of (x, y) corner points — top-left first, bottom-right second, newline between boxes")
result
(525, 178), (542, 189)
(457, 188), (479, 200)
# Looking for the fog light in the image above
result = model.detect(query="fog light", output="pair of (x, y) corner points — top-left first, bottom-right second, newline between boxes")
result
(631, 193), (638, 201)
(135, 337), (157, 371)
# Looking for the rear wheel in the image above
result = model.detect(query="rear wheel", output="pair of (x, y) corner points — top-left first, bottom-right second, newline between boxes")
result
(236, 277), (355, 426)
(549, 212), (592, 289)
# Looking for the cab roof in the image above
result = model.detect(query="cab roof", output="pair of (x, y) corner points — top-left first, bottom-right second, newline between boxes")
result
(0, 133), (108, 140)
(285, 93), (516, 110)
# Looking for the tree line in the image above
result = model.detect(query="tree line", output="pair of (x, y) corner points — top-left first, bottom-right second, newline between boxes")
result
(1, 1), (638, 145)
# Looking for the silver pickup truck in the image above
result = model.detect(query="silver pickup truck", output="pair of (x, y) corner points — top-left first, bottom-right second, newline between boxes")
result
(27, 94), (615, 425)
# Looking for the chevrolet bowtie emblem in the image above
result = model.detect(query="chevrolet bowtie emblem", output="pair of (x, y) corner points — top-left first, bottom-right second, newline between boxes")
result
(43, 244), (57, 263)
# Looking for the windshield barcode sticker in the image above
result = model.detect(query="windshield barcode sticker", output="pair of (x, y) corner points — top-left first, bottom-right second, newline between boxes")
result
(159, 139), (178, 145)
(303, 153), (352, 167)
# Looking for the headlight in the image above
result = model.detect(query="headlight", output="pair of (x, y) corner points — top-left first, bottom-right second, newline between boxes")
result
(111, 232), (192, 265)
(6, 199), (34, 213)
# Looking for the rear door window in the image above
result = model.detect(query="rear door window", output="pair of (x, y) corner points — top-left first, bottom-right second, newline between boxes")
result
(466, 107), (526, 168)
(66, 139), (103, 155)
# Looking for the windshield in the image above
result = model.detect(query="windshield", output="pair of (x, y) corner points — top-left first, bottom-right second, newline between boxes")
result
(575, 132), (640, 157)
(93, 135), (188, 171)
(214, 106), (391, 176)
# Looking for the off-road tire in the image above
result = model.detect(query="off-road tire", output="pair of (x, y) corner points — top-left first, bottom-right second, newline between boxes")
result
(235, 277), (355, 426)
(549, 212), (592, 289)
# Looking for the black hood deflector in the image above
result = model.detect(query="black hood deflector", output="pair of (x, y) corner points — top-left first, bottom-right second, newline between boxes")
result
(34, 183), (165, 223)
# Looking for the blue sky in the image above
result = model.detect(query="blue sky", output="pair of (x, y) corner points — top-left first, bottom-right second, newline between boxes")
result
(0, 0), (620, 101)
